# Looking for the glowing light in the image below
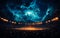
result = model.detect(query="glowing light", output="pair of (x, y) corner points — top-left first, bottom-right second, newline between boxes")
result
(45, 20), (50, 23)
(0, 18), (8, 22)
(11, 21), (16, 24)
(1, 18), (4, 19)
(25, 10), (33, 16)
(51, 17), (59, 21)
(3, 19), (8, 22)
(12, 26), (48, 31)
(35, 22), (42, 25)
(48, 20), (50, 22)
(46, 21), (48, 23)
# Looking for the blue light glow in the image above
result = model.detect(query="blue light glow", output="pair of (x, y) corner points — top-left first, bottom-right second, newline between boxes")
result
(6, 0), (54, 22)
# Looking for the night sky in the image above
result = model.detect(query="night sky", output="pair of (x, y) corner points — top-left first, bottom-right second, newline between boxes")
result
(0, 0), (60, 38)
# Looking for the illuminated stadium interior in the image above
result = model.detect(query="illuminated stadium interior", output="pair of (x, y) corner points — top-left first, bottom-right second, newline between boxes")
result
(0, 0), (60, 38)
(0, 0), (60, 31)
